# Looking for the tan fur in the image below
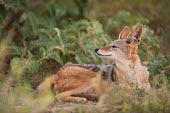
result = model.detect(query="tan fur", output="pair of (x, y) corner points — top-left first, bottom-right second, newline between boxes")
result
(119, 26), (131, 39)
(38, 24), (150, 102)
(38, 66), (107, 102)
(96, 24), (150, 90)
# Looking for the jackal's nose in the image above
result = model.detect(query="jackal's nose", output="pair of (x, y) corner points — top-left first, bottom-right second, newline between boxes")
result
(95, 48), (99, 52)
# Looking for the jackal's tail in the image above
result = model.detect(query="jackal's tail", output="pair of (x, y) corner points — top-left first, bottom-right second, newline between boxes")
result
(37, 76), (54, 94)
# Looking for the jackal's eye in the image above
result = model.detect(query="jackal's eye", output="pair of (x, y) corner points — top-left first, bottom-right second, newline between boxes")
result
(111, 45), (117, 48)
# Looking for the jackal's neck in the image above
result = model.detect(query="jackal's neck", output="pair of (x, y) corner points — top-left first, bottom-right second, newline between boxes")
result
(114, 54), (150, 90)
(114, 55), (144, 76)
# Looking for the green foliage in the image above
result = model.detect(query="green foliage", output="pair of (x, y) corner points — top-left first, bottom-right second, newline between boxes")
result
(0, 0), (109, 76)
(26, 59), (41, 76)
(10, 57), (25, 75)
(138, 26), (160, 61)
(9, 17), (111, 76)
(148, 54), (170, 80)
(102, 11), (149, 34)
(10, 57), (41, 77)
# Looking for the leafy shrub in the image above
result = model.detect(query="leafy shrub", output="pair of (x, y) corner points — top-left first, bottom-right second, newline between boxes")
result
(148, 54), (170, 83)
(1, 0), (165, 78)
(9, 18), (111, 77)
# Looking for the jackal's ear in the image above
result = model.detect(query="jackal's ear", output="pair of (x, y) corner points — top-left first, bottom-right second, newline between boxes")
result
(126, 24), (143, 45)
(119, 26), (131, 39)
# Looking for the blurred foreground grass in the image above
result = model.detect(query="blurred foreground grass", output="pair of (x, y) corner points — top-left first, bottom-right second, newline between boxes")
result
(0, 39), (54, 113)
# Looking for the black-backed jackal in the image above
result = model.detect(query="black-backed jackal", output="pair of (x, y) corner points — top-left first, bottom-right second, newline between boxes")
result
(38, 24), (150, 102)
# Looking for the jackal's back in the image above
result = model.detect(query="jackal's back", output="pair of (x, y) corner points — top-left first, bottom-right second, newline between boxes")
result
(52, 66), (96, 93)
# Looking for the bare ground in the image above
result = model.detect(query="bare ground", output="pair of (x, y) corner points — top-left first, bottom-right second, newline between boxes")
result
(45, 101), (98, 113)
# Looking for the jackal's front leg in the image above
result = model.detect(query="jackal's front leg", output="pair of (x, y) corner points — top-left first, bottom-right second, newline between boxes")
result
(55, 92), (88, 103)
(54, 85), (97, 102)
(76, 94), (98, 101)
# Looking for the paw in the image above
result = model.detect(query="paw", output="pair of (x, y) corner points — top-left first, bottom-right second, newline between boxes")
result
(78, 98), (87, 103)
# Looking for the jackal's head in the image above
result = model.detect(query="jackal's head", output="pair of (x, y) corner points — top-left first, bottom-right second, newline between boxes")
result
(95, 24), (143, 64)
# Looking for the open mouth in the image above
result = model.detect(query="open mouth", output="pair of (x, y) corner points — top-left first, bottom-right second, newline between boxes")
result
(96, 53), (111, 56)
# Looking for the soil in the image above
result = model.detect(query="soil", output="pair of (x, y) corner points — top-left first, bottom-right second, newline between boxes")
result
(45, 101), (98, 113)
